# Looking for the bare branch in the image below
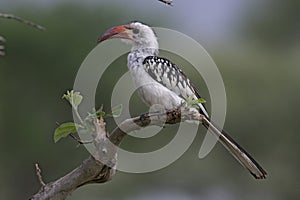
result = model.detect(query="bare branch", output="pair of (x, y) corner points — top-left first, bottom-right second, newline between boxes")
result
(0, 13), (45, 31)
(0, 35), (5, 56)
(35, 163), (46, 188)
(0, 36), (6, 42)
(109, 108), (185, 146)
(0, 13), (45, 57)
(30, 109), (202, 200)
(30, 119), (116, 200)
(158, 0), (173, 6)
(30, 156), (114, 200)
(69, 133), (93, 144)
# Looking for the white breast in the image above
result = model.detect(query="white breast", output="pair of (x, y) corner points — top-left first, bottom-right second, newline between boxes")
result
(129, 65), (184, 110)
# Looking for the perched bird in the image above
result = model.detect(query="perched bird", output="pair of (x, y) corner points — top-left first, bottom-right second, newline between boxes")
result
(97, 21), (267, 179)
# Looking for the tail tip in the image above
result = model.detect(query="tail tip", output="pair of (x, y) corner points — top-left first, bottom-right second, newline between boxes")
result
(251, 171), (268, 179)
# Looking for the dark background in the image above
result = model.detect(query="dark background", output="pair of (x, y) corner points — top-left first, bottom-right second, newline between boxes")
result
(1, 0), (299, 199)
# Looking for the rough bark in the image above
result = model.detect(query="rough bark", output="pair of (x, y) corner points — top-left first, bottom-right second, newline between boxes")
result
(30, 109), (202, 200)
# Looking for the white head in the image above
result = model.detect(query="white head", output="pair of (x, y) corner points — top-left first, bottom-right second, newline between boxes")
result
(97, 21), (158, 50)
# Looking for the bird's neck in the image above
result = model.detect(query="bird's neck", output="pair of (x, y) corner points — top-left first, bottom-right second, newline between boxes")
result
(128, 46), (159, 69)
(131, 46), (159, 57)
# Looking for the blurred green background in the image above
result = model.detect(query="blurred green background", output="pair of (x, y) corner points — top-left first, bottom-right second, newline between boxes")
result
(1, 0), (299, 199)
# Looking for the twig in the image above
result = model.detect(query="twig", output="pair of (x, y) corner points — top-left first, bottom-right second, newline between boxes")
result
(0, 13), (45, 31)
(0, 13), (45, 57)
(158, 0), (173, 6)
(69, 133), (93, 144)
(0, 35), (5, 56)
(35, 163), (46, 188)
(0, 36), (6, 42)
(73, 108), (84, 125)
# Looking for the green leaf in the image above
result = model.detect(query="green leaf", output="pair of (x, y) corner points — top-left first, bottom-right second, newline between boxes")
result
(54, 122), (78, 143)
(184, 95), (206, 109)
(110, 104), (123, 117)
(197, 98), (207, 104)
(62, 90), (83, 109)
(96, 105), (106, 118)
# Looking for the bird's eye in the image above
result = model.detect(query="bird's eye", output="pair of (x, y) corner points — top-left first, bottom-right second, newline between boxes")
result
(132, 28), (139, 34)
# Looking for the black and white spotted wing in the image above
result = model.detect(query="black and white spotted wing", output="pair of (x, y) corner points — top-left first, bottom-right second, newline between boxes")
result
(142, 56), (209, 118)
(143, 56), (268, 179)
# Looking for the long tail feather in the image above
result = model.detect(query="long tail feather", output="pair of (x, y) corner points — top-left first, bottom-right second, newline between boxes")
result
(201, 116), (267, 179)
